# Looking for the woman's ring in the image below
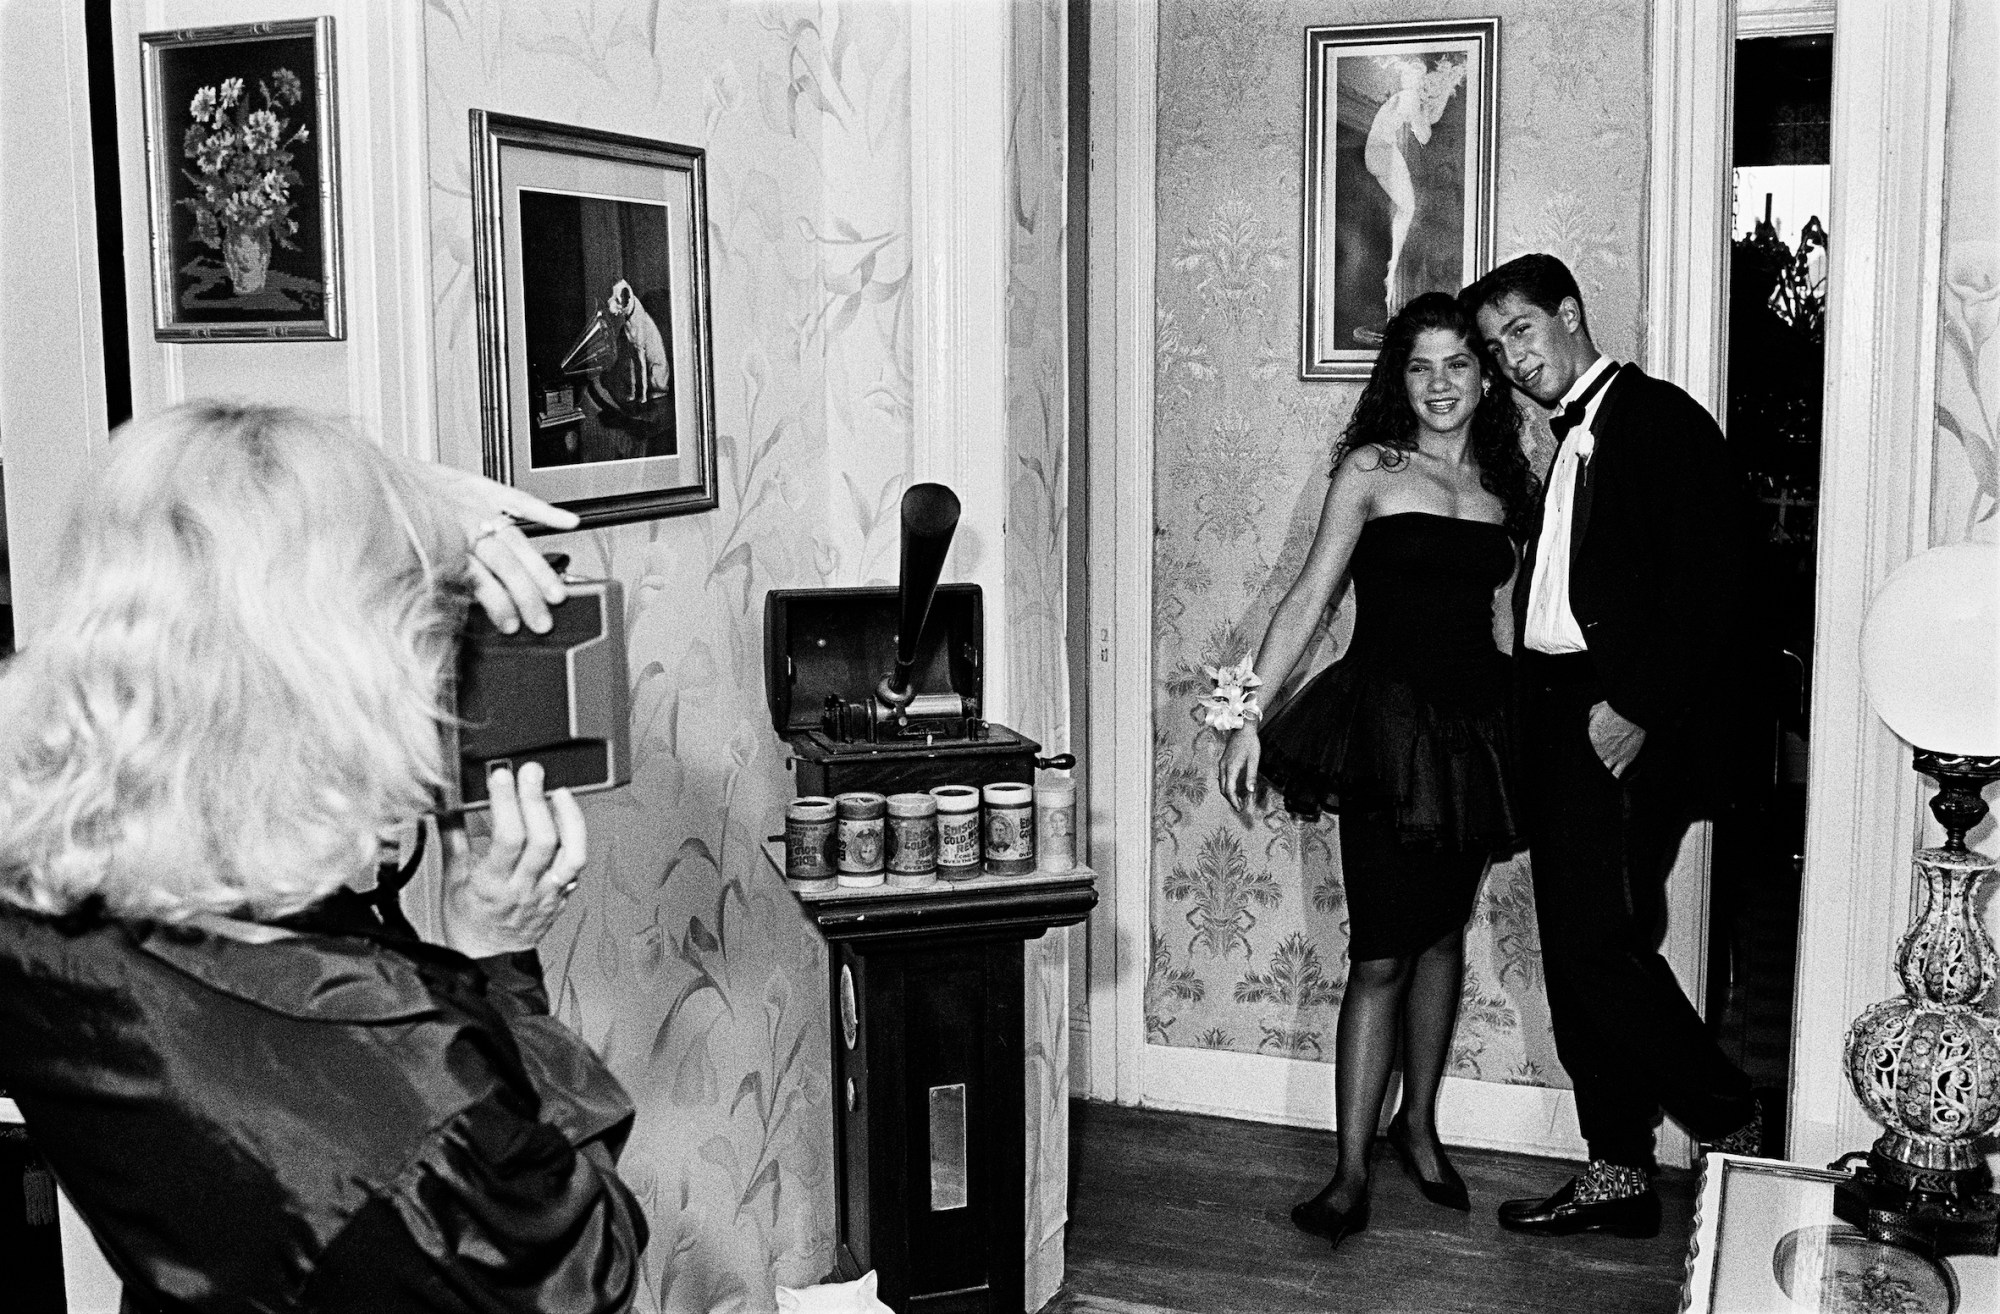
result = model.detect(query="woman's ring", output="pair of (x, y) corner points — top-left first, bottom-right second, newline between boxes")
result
(471, 517), (507, 547)
(561, 879), (579, 897)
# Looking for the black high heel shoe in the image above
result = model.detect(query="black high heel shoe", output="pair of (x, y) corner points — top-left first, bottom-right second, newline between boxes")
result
(1385, 1115), (1470, 1212)
(1290, 1185), (1371, 1249)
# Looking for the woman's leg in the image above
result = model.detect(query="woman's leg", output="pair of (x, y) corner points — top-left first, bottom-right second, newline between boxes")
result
(1394, 923), (1467, 1181)
(1301, 950), (1414, 1212)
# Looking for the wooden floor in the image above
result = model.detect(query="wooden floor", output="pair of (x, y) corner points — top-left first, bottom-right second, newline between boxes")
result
(1047, 1102), (1696, 1314)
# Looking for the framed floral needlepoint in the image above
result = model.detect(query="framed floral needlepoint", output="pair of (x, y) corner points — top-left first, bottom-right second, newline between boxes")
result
(140, 18), (343, 341)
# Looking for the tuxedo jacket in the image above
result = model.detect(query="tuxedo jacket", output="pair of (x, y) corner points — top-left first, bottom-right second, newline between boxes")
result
(1514, 364), (1766, 811)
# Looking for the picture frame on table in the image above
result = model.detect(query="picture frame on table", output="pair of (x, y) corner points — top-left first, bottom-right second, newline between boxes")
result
(468, 111), (718, 530)
(1681, 1154), (2000, 1312)
(139, 17), (343, 342)
(1300, 17), (1498, 380)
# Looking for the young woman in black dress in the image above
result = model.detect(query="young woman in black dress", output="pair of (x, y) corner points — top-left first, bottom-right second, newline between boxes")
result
(1216, 292), (1535, 1247)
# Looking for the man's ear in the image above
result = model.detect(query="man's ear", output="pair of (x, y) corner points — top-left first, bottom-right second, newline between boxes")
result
(1558, 296), (1585, 335)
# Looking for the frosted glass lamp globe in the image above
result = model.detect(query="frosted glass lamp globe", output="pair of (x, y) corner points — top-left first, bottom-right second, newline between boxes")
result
(1859, 541), (2000, 756)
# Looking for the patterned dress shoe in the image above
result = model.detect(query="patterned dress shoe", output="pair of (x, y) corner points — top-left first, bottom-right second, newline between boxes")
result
(1699, 1100), (1765, 1158)
(1496, 1161), (1660, 1238)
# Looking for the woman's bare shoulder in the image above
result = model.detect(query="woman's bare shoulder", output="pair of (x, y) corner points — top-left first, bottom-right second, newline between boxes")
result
(1333, 442), (1409, 481)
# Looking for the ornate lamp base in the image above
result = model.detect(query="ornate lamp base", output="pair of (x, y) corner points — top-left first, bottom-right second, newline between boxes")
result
(1836, 752), (2000, 1259)
(1833, 1149), (2000, 1257)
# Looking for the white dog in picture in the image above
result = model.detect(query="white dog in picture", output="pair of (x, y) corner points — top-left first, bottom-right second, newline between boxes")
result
(605, 278), (671, 405)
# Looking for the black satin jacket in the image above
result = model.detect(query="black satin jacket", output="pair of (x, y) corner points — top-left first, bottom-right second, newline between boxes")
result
(0, 897), (646, 1312)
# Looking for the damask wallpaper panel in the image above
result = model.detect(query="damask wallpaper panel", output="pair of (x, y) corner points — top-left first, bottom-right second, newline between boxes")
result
(1150, 0), (1648, 1091)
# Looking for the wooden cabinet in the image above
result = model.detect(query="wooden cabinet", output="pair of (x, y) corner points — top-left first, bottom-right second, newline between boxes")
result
(800, 870), (1095, 1313)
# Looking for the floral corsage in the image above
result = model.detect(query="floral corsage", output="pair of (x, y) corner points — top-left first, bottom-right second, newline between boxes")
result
(1198, 656), (1263, 732)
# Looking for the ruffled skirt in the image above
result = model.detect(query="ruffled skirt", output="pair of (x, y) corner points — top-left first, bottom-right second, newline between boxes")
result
(1257, 654), (1520, 856)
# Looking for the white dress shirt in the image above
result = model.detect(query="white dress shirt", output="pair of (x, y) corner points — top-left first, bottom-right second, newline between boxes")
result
(1525, 356), (1618, 654)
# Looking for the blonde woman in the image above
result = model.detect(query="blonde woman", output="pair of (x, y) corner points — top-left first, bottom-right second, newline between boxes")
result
(0, 403), (644, 1312)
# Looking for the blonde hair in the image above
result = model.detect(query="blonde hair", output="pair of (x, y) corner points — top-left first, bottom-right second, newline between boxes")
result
(0, 402), (467, 921)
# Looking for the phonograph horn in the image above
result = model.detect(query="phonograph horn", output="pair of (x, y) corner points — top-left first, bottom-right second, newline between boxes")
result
(878, 482), (961, 710)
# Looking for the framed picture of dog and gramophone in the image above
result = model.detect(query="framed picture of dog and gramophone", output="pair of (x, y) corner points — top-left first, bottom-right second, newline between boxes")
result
(469, 111), (719, 528)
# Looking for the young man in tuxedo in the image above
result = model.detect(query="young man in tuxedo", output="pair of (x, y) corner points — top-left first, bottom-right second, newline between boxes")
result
(1466, 254), (1762, 1238)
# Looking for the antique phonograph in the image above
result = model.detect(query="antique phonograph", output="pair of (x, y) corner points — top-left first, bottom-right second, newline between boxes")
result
(765, 482), (1070, 799)
(764, 483), (1093, 1313)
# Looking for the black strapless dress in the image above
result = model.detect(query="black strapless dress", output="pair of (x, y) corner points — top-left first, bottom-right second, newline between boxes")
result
(1258, 513), (1519, 954)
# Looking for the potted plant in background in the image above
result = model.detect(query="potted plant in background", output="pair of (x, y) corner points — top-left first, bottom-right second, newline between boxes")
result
(180, 68), (308, 297)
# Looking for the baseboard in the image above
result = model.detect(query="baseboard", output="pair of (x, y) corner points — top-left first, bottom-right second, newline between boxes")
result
(1140, 1042), (1591, 1162)
(1025, 1224), (1064, 1313)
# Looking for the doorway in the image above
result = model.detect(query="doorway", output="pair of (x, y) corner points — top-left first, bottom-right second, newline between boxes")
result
(1706, 30), (1834, 1156)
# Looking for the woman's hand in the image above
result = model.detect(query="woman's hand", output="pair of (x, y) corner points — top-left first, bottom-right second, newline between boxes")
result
(428, 465), (581, 635)
(438, 762), (587, 959)
(1217, 728), (1262, 812)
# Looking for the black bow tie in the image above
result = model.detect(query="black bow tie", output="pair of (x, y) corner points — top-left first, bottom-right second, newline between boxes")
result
(1550, 364), (1617, 440)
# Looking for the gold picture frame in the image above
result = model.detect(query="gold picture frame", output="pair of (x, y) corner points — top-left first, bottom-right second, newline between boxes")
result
(139, 18), (343, 341)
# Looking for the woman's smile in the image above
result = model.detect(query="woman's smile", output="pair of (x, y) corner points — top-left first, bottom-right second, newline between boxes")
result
(1404, 326), (1483, 436)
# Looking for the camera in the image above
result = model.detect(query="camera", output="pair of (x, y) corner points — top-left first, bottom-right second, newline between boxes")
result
(446, 577), (631, 810)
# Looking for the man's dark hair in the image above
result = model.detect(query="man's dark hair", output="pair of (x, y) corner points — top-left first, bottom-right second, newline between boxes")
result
(1462, 253), (1590, 336)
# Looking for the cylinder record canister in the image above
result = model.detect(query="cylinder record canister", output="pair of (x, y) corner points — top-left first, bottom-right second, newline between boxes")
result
(886, 792), (939, 886)
(932, 785), (983, 881)
(785, 795), (838, 887)
(1035, 778), (1076, 873)
(982, 781), (1036, 875)
(835, 792), (887, 887)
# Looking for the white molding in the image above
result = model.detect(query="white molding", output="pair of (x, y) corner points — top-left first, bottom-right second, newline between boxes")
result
(345, 0), (437, 461)
(0, 0), (112, 642)
(1142, 1045), (1591, 1164)
(1738, 0), (1837, 39)
(1790, 0), (1952, 1170)
(1643, 0), (1735, 1171)
(1646, 0), (1733, 411)
(1084, 0), (1155, 1106)
(909, 0), (1011, 724)
(58, 1188), (121, 1314)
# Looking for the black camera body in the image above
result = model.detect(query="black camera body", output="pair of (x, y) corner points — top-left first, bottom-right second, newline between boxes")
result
(447, 578), (631, 810)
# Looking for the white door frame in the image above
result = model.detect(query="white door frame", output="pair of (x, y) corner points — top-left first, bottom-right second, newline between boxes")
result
(0, 0), (112, 639)
(1641, 0), (1737, 1170)
(1650, 0), (1959, 1171)
(1666, 0), (1956, 1171)
(1082, 0), (1157, 1106)
(1790, 0), (1953, 1169)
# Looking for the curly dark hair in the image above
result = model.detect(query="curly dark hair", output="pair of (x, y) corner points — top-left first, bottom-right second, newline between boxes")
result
(1331, 291), (1538, 539)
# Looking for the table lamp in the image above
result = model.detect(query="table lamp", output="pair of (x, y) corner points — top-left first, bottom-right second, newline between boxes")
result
(1841, 539), (2000, 1255)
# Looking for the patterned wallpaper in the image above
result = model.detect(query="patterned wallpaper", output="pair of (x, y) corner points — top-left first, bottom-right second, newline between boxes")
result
(1002, 2), (1073, 1304)
(1934, 0), (1999, 545)
(422, 3), (1069, 1310)
(1148, 0), (1647, 1087)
